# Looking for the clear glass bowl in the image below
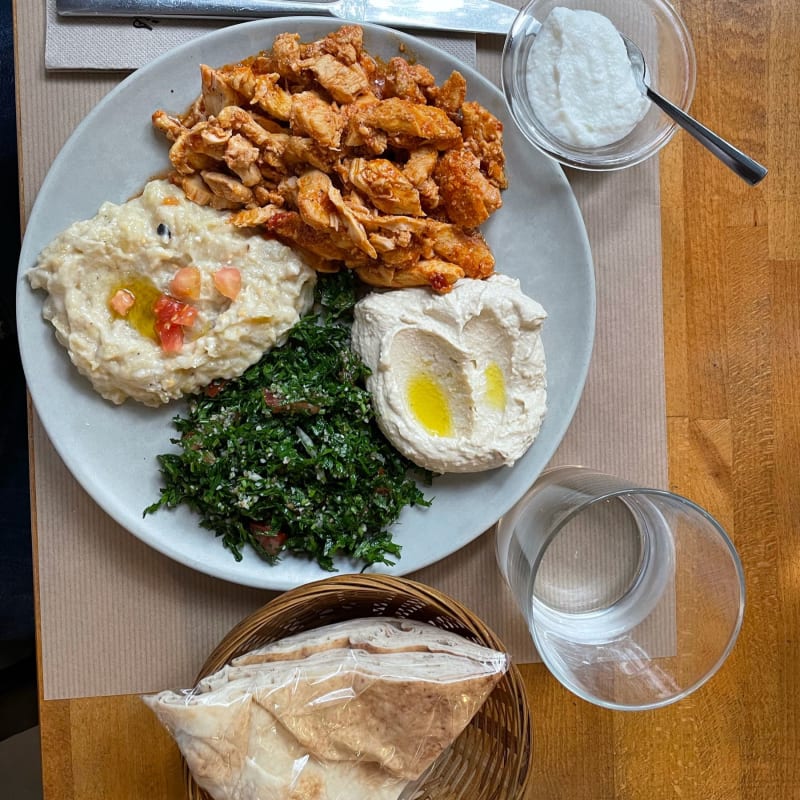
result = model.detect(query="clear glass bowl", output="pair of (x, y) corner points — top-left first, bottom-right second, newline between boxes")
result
(501, 0), (696, 171)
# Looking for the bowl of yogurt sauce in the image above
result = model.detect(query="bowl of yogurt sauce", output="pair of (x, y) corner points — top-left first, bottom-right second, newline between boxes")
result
(502, 0), (696, 171)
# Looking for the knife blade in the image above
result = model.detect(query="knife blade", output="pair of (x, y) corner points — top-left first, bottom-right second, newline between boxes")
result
(56, 0), (519, 35)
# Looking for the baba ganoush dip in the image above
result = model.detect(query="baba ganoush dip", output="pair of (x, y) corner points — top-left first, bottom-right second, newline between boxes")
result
(351, 274), (547, 473)
(28, 179), (316, 407)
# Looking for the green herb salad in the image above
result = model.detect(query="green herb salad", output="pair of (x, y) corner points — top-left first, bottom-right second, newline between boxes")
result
(145, 272), (432, 571)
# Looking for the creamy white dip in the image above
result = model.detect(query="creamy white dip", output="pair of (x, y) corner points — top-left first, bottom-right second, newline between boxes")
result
(526, 7), (650, 148)
(28, 179), (316, 406)
(351, 275), (547, 474)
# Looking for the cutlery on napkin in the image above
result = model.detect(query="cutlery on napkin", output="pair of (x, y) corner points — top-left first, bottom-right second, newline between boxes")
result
(56, 0), (519, 35)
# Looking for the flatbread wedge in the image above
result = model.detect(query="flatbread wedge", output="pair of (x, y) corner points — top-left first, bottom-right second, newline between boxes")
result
(199, 640), (507, 779)
(143, 617), (509, 795)
(143, 677), (409, 800)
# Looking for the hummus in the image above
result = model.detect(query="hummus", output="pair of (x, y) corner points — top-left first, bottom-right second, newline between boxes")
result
(351, 275), (547, 473)
(28, 179), (316, 406)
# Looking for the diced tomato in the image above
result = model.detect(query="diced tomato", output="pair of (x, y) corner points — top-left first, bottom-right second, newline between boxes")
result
(262, 389), (285, 410)
(204, 379), (228, 398)
(213, 266), (242, 300)
(153, 293), (198, 353)
(169, 266), (201, 301)
(109, 288), (135, 317)
(261, 389), (320, 415)
(249, 523), (287, 556)
(156, 324), (184, 354)
(174, 304), (198, 327)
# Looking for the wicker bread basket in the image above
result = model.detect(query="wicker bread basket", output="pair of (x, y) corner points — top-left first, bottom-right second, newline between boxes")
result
(186, 573), (533, 800)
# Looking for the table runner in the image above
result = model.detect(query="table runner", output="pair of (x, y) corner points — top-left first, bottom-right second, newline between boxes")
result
(21, 2), (667, 699)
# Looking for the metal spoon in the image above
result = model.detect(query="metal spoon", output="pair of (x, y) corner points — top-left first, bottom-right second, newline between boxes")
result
(622, 36), (767, 185)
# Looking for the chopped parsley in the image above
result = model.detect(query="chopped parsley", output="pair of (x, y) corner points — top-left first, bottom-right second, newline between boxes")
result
(144, 272), (432, 571)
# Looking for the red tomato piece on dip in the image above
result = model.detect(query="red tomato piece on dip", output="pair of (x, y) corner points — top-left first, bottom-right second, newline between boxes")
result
(153, 294), (198, 353)
(169, 266), (202, 301)
(109, 288), (135, 317)
(213, 266), (242, 300)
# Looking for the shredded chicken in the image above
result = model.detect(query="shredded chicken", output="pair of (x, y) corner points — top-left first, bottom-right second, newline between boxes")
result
(434, 148), (503, 228)
(151, 24), (508, 293)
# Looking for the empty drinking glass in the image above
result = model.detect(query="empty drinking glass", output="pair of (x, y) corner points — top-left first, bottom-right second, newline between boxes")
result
(495, 466), (745, 710)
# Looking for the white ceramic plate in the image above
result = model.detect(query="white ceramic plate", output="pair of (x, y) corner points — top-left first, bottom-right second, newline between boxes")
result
(16, 18), (595, 590)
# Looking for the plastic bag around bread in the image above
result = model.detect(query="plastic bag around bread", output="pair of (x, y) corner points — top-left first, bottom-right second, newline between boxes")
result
(142, 616), (509, 800)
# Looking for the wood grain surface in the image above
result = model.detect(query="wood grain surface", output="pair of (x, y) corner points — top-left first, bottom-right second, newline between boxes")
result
(20, 0), (799, 798)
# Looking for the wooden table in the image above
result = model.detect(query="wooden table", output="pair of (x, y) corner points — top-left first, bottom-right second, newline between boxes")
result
(18, 1), (798, 798)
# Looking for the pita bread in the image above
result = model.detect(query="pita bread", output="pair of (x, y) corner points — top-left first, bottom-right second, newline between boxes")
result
(143, 618), (508, 794)
(231, 617), (508, 670)
(143, 679), (409, 800)
(199, 645), (505, 780)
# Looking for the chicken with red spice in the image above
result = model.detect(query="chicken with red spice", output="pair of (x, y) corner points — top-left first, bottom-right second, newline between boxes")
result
(152, 25), (508, 294)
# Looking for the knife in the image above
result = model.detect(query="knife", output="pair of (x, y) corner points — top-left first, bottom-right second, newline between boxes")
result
(56, 0), (519, 36)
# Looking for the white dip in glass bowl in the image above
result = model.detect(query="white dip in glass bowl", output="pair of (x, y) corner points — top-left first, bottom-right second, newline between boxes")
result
(502, 0), (696, 171)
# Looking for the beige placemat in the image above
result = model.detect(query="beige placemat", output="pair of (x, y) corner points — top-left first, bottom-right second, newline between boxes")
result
(21, 4), (667, 699)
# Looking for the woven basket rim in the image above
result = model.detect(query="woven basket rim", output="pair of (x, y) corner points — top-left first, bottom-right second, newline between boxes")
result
(185, 574), (534, 800)
(197, 574), (511, 677)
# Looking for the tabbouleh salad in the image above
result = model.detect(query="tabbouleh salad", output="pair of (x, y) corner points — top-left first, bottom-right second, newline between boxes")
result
(145, 272), (432, 570)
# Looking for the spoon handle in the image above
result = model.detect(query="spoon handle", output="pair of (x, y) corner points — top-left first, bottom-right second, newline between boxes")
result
(645, 88), (767, 185)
